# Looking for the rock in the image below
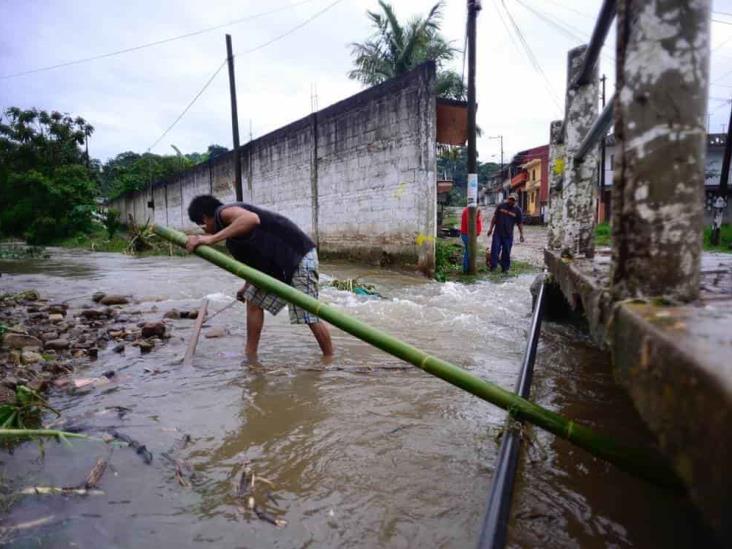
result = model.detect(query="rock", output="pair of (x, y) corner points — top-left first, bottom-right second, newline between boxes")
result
(79, 309), (106, 320)
(21, 350), (44, 364)
(204, 327), (227, 339)
(48, 313), (64, 323)
(113, 343), (125, 353)
(141, 322), (165, 339)
(9, 350), (22, 365)
(100, 295), (129, 306)
(137, 340), (154, 353)
(29, 312), (48, 321)
(108, 330), (124, 339)
(2, 377), (19, 390)
(53, 378), (71, 389)
(41, 331), (60, 342)
(163, 309), (180, 319)
(45, 338), (70, 350)
(88, 348), (99, 359)
(26, 305), (40, 313)
(92, 292), (106, 303)
(47, 303), (68, 315)
(2, 333), (43, 350)
(16, 290), (40, 301)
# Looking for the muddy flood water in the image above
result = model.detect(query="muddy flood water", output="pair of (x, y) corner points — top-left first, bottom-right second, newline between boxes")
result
(0, 249), (713, 548)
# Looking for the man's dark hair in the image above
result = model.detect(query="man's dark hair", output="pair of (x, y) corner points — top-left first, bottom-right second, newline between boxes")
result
(188, 195), (223, 224)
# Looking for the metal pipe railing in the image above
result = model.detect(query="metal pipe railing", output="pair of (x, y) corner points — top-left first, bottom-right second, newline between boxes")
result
(571, 0), (617, 89)
(478, 277), (547, 549)
(575, 97), (614, 162)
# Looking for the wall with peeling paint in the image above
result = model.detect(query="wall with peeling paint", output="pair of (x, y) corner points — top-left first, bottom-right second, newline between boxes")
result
(108, 64), (437, 274)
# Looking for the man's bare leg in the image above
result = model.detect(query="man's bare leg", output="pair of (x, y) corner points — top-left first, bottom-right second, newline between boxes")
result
(309, 321), (334, 357)
(246, 302), (264, 357)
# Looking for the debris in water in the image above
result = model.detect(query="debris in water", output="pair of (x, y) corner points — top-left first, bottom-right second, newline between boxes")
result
(83, 456), (109, 489)
(19, 486), (104, 496)
(329, 278), (382, 297)
(235, 460), (287, 528)
(108, 430), (153, 464)
(204, 327), (227, 339)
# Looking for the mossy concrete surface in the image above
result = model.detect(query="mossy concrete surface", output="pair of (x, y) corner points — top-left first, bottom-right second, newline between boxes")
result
(544, 248), (732, 542)
(612, 303), (732, 541)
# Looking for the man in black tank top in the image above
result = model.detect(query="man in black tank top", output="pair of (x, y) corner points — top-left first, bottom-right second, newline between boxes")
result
(186, 194), (333, 358)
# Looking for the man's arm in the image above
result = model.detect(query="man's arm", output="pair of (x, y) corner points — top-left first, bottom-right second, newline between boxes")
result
(186, 207), (260, 252)
(517, 209), (525, 242)
(486, 208), (498, 235)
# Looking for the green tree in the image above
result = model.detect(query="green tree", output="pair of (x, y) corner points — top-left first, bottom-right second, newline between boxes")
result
(100, 152), (194, 199)
(348, 0), (465, 100)
(207, 144), (229, 159)
(0, 107), (98, 243)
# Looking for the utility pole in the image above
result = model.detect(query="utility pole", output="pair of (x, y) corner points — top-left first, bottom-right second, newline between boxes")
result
(488, 135), (503, 204)
(466, 0), (481, 274)
(599, 74), (607, 223)
(711, 100), (732, 245)
(226, 34), (243, 202)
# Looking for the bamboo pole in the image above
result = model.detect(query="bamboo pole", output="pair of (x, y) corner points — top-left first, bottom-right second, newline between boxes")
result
(183, 299), (208, 367)
(153, 224), (682, 491)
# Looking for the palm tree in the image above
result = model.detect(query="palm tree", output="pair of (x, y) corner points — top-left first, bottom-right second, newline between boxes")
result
(349, 1), (465, 100)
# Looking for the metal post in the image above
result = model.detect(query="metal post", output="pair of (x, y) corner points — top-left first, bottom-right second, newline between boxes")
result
(547, 120), (565, 249)
(226, 34), (243, 202)
(711, 102), (731, 245)
(599, 74), (607, 223)
(561, 45), (599, 258)
(466, 0), (481, 274)
(611, 0), (710, 301)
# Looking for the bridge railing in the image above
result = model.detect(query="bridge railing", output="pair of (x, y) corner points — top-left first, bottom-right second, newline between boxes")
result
(546, 0), (710, 302)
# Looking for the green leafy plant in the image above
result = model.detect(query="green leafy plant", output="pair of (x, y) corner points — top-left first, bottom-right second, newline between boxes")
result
(102, 208), (121, 239)
(0, 385), (59, 430)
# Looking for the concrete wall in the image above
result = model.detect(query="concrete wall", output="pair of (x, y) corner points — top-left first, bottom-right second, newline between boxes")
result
(109, 63), (437, 273)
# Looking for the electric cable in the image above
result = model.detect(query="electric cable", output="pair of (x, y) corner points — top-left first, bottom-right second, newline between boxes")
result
(500, 0), (563, 114)
(146, 0), (345, 153)
(0, 0), (319, 80)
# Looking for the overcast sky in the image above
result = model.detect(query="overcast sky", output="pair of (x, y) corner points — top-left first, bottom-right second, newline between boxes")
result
(1, 0), (731, 164)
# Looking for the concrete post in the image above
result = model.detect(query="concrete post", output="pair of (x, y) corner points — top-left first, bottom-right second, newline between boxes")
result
(562, 45), (599, 258)
(547, 120), (565, 250)
(611, 0), (710, 301)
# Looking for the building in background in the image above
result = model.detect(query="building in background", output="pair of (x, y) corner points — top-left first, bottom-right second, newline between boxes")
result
(601, 133), (729, 224)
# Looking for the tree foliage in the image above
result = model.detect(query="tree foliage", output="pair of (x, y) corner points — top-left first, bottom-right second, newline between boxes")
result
(100, 144), (229, 199)
(0, 107), (97, 243)
(437, 145), (499, 206)
(349, 0), (465, 100)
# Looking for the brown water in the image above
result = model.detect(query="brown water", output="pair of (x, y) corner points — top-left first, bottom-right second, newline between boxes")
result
(0, 249), (712, 547)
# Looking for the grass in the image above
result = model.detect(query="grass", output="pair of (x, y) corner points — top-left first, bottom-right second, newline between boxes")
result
(595, 222), (612, 247)
(703, 224), (732, 253)
(595, 222), (732, 253)
(57, 227), (188, 257)
(434, 238), (537, 283)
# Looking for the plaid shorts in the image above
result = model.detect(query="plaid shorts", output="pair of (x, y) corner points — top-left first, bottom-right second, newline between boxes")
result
(242, 249), (321, 324)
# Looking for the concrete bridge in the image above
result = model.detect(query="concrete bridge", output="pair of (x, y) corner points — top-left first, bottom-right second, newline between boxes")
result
(541, 0), (731, 541)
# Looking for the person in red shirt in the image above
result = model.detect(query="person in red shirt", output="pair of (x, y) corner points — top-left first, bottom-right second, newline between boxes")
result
(460, 207), (483, 273)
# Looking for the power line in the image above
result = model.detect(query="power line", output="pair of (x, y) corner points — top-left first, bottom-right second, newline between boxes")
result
(146, 60), (228, 153)
(712, 18), (732, 26)
(145, 0), (346, 153)
(500, 0), (563, 114)
(513, 0), (616, 64)
(235, 0), (346, 56)
(0, 0), (319, 80)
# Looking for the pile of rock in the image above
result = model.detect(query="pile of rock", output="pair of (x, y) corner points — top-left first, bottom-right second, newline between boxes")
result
(0, 290), (176, 404)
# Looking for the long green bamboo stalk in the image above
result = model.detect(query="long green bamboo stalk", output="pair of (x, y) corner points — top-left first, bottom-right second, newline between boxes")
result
(154, 224), (682, 492)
